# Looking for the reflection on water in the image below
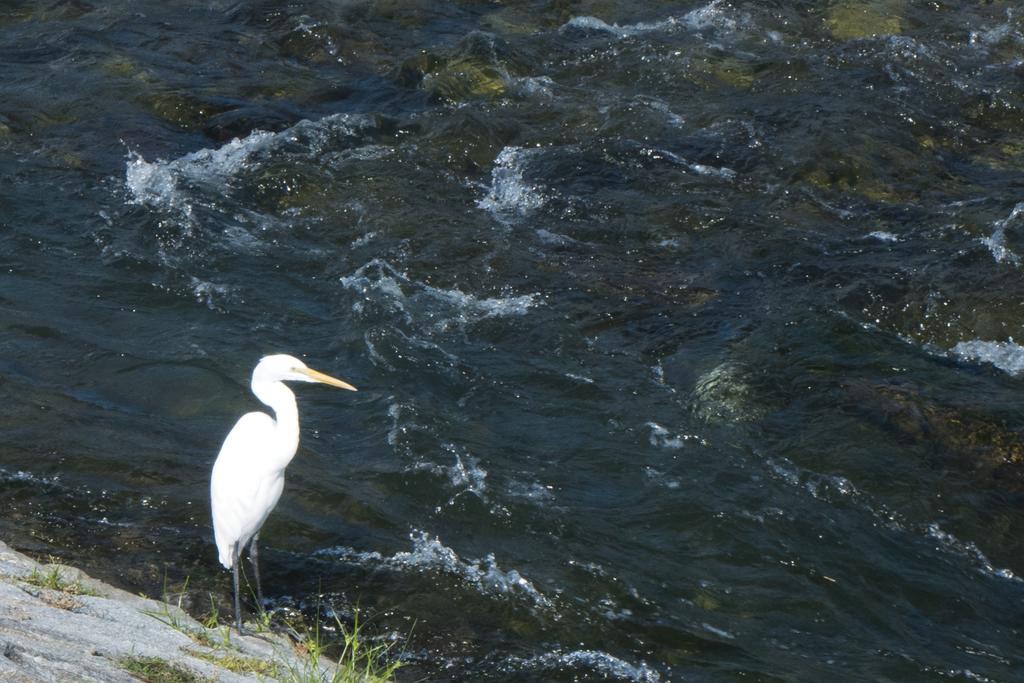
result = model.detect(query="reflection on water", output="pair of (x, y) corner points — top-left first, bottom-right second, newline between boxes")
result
(3, 1), (1024, 680)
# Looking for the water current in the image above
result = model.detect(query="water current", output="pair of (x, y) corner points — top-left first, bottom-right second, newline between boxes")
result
(2, 1), (1024, 680)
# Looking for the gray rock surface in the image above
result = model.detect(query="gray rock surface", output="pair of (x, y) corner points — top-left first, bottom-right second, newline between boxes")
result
(0, 540), (329, 681)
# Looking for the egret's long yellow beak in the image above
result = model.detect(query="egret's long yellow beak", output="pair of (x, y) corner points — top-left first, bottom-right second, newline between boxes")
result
(297, 367), (358, 391)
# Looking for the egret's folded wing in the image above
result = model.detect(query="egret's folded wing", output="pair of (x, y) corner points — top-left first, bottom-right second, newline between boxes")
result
(210, 412), (281, 567)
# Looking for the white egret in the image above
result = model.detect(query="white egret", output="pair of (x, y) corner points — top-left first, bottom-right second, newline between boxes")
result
(210, 354), (357, 633)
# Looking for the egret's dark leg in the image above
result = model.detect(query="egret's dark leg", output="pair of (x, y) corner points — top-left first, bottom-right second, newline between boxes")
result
(232, 544), (244, 634)
(248, 533), (265, 610)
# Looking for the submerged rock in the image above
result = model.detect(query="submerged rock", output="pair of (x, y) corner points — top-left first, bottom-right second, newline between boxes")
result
(799, 144), (913, 204)
(992, 138), (1024, 169)
(691, 361), (768, 425)
(849, 381), (1024, 491)
(398, 53), (509, 102)
(707, 57), (756, 90)
(276, 19), (348, 64)
(142, 92), (232, 131)
(396, 33), (526, 104)
(0, 0), (94, 25)
(420, 109), (521, 171)
(965, 94), (1024, 136)
(101, 56), (142, 79)
(840, 274), (1024, 351)
(424, 59), (509, 101)
(274, 17), (385, 68)
(826, 1), (903, 40)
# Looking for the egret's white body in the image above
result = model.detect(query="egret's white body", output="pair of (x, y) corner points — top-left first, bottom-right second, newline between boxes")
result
(211, 411), (288, 568)
(210, 354), (356, 632)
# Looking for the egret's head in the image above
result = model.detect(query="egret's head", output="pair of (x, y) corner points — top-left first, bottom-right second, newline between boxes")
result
(254, 354), (357, 391)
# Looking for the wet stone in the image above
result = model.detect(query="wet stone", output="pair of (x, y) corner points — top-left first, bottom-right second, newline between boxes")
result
(826, 1), (904, 40)
(100, 56), (139, 78)
(690, 361), (770, 425)
(989, 138), (1024, 169)
(850, 381), (1024, 491)
(423, 59), (508, 101)
(709, 57), (756, 90)
(273, 19), (387, 69)
(800, 152), (903, 204)
(276, 21), (345, 64)
(2, 0), (95, 24)
(398, 52), (510, 103)
(142, 92), (233, 131)
(420, 110), (521, 171)
(965, 94), (1024, 136)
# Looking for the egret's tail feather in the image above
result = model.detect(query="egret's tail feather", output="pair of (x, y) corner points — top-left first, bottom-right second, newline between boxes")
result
(217, 541), (235, 569)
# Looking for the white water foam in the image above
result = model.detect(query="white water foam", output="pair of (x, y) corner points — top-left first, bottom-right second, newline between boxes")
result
(340, 258), (539, 330)
(951, 338), (1024, 376)
(968, 15), (1022, 50)
(429, 285), (537, 317)
(317, 531), (553, 608)
(413, 446), (488, 500)
(477, 146), (547, 219)
(981, 202), (1024, 265)
(926, 523), (1020, 583)
(386, 400), (419, 448)
(646, 421), (707, 449)
(350, 231), (377, 248)
(652, 362), (667, 385)
(125, 113), (373, 220)
(560, 2), (741, 40)
(0, 468), (60, 486)
(867, 230), (898, 242)
(505, 480), (555, 503)
(559, 15), (680, 38)
(189, 277), (232, 311)
(702, 622), (736, 639)
(535, 228), (578, 246)
(292, 16), (340, 60)
(636, 96), (685, 127)
(683, 0), (743, 33)
(394, 533), (551, 606)
(512, 75), (556, 98)
(126, 131), (276, 217)
(654, 147), (737, 179)
(688, 161), (737, 179)
(506, 649), (661, 682)
(644, 466), (681, 490)
(766, 458), (862, 504)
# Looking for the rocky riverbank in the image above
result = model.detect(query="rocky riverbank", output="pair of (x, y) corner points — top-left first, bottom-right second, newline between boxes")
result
(0, 540), (331, 682)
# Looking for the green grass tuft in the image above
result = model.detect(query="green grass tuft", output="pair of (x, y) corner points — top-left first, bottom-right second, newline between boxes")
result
(142, 574), (402, 682)
(189, 648), (279, 676)
(285, 608), (403, 683)
(143, 577), (230, 649)
(24, 566), (97, 596)
(118, 655), (211, 683)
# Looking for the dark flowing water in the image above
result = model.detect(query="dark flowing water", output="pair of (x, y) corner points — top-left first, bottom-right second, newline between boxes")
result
(3, 1), (1024, 680)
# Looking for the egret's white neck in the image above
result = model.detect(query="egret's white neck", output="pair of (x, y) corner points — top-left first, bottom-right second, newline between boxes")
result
(251, 378), (300, 468)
